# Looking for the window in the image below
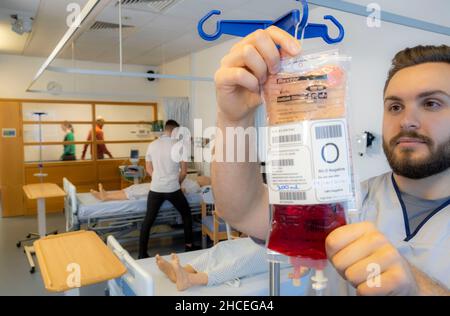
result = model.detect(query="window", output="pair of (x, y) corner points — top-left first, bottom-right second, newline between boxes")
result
(22, 101), (157, 162)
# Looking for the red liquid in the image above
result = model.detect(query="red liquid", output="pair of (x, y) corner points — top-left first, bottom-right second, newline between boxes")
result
(267, 203), (347, 261)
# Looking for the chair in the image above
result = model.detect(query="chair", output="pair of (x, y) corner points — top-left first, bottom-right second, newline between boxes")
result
(201, 202), (241, 247)
(200, 185), (241, 248)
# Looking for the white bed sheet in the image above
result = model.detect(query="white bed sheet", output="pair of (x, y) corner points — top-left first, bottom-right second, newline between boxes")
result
(77, 192), (202, 220)
(136, 251), (310, 296)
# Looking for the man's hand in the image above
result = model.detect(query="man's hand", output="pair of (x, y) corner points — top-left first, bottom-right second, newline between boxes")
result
(214, 26), (301, 126)
(326, 222), (417, 296)
(211, 27), (300, 240)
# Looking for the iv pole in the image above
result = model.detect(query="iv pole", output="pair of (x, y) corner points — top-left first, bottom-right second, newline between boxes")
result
(33, 112), (48, 182)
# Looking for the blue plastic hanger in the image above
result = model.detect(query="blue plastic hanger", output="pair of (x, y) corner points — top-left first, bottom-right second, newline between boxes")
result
(197, 0), (344, 44)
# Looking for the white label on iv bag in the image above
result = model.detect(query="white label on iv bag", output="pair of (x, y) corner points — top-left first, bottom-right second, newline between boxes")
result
(267, 119), (353, 205)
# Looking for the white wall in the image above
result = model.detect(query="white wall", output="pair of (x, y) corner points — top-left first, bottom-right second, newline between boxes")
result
(0, 54), (160, 161)
(159, 7), (449, 181)
(304, 7), (449, 181)
(191, 39), (240, 130)
(0, 54), (159, 102)
(157, 55), (192, 120)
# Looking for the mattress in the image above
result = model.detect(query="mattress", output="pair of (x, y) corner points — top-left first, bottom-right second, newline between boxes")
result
(76, 191), (202, 220)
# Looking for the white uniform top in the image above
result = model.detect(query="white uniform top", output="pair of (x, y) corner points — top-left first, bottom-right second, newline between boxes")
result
(307, 172), (450, 295)
(360, 172), (450, 288)
(145, 135), (181, 193)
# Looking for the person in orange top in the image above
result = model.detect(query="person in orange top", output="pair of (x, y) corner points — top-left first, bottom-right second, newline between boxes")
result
(81, 116), (113, 160)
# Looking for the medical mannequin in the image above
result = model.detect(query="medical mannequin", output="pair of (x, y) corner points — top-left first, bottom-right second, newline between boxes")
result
(90, 177), (210, 201)
(155, 237), (308, 291)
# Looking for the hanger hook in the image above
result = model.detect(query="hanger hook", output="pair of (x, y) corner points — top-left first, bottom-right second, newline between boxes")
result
(198, 10), (223, 41)
(322, 15), (345, 43)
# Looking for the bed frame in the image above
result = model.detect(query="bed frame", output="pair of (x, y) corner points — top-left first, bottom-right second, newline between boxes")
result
(63, 178), (202, 243)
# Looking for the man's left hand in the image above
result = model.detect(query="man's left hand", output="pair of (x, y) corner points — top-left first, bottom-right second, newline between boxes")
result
(326, 222), (417, 295)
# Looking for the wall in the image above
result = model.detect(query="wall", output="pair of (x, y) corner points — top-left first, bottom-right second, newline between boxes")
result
(303, 6), (449, 181)
(159, 7), (449, 181)
(0, 54), (159, 102)
(157, 55), (192, 120)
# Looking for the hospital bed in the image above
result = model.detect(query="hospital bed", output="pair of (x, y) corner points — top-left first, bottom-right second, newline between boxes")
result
(63, 178), (202, 242)
(106, 236), (309, 296)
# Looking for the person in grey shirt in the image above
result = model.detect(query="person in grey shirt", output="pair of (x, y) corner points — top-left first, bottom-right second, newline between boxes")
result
(212, 25), (449, 296)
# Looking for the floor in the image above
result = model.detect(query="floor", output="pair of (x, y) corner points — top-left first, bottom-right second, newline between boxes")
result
(0, 212), (204, 296)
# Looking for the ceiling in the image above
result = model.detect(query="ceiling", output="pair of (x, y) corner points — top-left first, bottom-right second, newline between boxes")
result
(0, 0), (448, 66)
(63, 0), (313, 65)
(0, 0), (313, 66)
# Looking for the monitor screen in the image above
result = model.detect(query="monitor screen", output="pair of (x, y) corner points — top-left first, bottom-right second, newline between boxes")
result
(130, 149), (139, 159)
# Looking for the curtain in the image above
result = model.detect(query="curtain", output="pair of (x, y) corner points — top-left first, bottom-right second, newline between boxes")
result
(163, 97), (190, 129)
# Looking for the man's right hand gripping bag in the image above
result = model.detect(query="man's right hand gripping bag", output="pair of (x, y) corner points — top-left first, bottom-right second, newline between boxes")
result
(262, 51), (356, 280)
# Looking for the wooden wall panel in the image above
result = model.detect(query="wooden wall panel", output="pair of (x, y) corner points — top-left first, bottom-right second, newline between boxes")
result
(0, 101), (24, 217)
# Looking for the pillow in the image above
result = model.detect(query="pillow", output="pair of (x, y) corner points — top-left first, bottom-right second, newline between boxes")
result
(197, 176), (211, 186)
(181, 178), (201, 194)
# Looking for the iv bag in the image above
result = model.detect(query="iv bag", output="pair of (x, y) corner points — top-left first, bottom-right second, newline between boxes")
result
(262, 50), (355, 270)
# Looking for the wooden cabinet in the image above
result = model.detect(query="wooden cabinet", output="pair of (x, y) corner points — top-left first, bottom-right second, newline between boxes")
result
(0, 101), (24, 217)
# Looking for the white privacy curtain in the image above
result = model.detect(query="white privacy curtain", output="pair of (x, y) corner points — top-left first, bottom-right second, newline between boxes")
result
(163, 97), (190, 129)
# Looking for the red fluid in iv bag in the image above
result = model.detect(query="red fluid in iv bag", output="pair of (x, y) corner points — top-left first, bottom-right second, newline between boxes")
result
(267, 203), (346, 261)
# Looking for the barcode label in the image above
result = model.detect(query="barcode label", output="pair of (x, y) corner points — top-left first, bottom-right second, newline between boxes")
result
(315, 125), (342, 139)
(272, 134), (301, 144)
(279, 191), (306, 201)
(271, 159), (294, 167)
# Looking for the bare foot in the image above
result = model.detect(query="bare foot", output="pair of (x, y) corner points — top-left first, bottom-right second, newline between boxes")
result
(288, 267), (310, 287)
(156, 254), (176, 283)
(171, 253), (192, 291)
(99, 183), (107, 199)
(90, 189), (104, 201)
(91, 183), (106, 201)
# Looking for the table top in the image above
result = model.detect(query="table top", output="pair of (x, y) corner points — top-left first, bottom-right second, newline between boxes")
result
(34, 230), (127, 292)
(23, 183), (66, 200)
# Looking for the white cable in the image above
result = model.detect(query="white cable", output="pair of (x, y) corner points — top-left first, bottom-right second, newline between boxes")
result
(119, 0), (123, 72)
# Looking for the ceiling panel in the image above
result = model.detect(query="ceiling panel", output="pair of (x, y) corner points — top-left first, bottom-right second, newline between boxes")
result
(0, 0), (41, 13)
(0, 0), (41, 54)
(22, 0), (88, 57)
